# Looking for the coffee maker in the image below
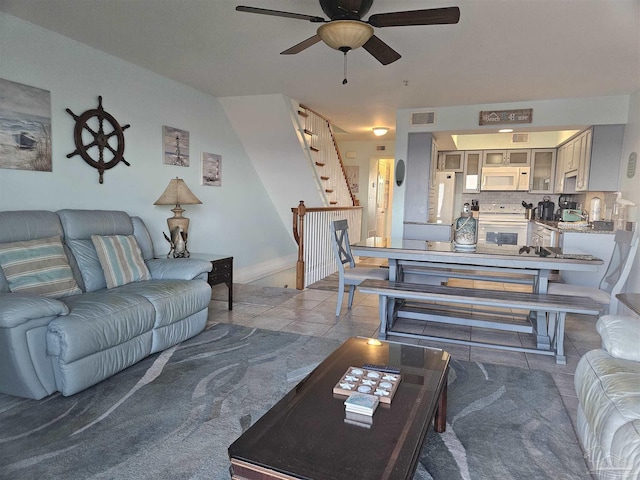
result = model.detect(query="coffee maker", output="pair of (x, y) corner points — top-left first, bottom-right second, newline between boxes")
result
(557, 194), (579, 221)
(537, 196), (555, 221)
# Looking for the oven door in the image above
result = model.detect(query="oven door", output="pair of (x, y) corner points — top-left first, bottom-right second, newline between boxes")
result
(478, 220), (529, 246)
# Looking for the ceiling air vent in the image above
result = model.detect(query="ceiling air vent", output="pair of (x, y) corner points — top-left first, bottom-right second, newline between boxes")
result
(376, 145), (386, 151)
(411, 111), (436, 125)
(512, 133), (529, 143)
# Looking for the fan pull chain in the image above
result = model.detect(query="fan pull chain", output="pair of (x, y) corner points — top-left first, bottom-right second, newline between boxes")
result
(343, 51), (348, 85)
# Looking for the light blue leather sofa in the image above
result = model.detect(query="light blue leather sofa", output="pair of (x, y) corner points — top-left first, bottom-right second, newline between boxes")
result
(0, 210), (213, 399)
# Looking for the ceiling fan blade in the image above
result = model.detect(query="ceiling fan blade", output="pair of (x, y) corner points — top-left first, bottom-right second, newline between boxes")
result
(368, 7), (460, 27)
(236, 6), (325, 23)
(281, 35), (323, 55)
(236, 5), (326, 23)
(362, 35), (401, 65)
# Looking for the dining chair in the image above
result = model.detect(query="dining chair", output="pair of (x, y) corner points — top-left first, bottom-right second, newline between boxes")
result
(330, 219), (389, 317)
(547, 228), (639, 315)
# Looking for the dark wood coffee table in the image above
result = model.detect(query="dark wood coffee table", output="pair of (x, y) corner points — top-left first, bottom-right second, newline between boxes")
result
(228, 337), (450, 480)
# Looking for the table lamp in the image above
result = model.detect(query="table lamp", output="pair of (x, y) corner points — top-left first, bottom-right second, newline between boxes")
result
(153, 177), (202, 237)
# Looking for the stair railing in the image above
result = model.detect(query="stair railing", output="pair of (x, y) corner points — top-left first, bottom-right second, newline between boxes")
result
(298, 105), (356, 207)
(292, 201), (363, 289)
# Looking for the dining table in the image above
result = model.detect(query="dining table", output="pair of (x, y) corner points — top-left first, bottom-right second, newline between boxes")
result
(351, 238), (603, 295)
(351, 238), (604, 353)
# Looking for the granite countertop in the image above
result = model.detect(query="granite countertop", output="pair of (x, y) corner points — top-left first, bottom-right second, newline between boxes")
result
(531, 220), (615, 234)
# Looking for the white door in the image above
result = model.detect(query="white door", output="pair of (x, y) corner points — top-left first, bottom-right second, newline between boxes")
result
(367, 158), (394, 238)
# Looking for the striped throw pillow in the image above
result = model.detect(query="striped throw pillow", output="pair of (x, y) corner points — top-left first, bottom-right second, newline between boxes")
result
(91, 235), (151, 289)
(0, 236), (82, 298)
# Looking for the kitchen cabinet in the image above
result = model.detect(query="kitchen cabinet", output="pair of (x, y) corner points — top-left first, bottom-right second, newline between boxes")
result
(528, 222), (558, 247)
(575, 128), (591, 191)
(437, 151), (464, 172)
(554, 144), (566, 193)
(529, 149), (556, 193)
(561, 125), (624, 193)
(560, 231), (615, 287)
(462, 151), (482, 193)
(482, 149), (530, 167)
(405, 132), (434, 224)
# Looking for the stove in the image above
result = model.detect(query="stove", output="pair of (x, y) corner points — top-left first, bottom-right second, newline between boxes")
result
(477, 203), (529, 246)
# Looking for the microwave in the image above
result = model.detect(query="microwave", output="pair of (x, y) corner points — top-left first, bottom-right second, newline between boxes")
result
(481, 167), (530, 191)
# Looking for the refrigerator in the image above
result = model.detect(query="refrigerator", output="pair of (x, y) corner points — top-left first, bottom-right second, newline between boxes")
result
(431, 172), (457, 224)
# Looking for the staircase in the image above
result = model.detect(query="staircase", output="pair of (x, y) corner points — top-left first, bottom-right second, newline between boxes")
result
(296, 104), (356, 208)
(219, 94), (360, 287)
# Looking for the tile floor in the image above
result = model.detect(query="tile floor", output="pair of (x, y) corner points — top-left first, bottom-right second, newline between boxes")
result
(207, 279), (603, 431)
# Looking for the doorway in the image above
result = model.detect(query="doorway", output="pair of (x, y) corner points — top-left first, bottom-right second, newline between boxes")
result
(367, 158), (394, 238)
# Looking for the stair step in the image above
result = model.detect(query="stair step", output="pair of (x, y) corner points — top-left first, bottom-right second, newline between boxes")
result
(297, 110), (308, 118)
(304, 129), (316, 136)
(310, 146), (320, 152)
(320, 176), (330, 180)
(325, 189), (334, 193)
(329, 201), (338, 205)
(315, 162), (325, 167)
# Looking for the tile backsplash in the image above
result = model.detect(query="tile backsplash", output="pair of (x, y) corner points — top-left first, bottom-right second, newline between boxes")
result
(461, 191), (617, 218)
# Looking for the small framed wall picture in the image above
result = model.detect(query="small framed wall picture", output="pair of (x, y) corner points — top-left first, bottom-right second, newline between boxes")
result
(162, 125), (189, 167)
(201, 152), (221, 186)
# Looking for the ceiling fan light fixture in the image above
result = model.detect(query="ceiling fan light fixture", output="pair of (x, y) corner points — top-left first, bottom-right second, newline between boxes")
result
(372, 127), (389, 136)
(317, 20), (374, 51)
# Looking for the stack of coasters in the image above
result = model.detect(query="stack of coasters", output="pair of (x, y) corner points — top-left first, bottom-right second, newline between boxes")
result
(333, 366), (401, 404)
(344, 392), (379, 416)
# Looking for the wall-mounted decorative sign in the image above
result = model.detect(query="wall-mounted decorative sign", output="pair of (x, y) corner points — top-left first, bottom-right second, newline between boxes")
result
(0, 78), (52, 172)
(163, 126), (189, 167)
(66, 96), (130, 184)
(479, 108), (533, 126)
(201, 152), (221, 186)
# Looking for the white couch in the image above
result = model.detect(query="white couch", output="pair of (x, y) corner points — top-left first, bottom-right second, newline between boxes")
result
(575, 314), (640, 479)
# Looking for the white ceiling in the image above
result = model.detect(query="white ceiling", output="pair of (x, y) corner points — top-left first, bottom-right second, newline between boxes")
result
(1, 0), (638, 141)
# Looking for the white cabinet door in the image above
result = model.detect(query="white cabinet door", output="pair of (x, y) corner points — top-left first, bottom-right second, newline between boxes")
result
(462, 151), (482, 193)
(483, 149), (530, 167)
(576, 129), (592, 191)
(438, 151), (464, 172)
(507, 149), (531, 166)
(483, 150), (506, 166)
(530, 149), (555, 193)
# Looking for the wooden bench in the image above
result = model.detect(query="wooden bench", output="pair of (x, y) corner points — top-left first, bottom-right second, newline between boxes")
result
(398, 260), (539, 285)
(358, 279), (603, 364)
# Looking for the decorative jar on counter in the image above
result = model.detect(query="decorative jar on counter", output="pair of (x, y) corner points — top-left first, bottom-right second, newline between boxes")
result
(454, 203), (478, 249)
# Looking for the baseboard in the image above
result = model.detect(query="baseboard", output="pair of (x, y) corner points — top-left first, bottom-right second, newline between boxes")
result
(234, 254), (297, 284)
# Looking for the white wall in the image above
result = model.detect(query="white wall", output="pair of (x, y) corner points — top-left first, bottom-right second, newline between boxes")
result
(219, 94), (323, 229)
(337, 139), (395, 239)
(0, 13), (296, 282)
(618, 91), (640, 293)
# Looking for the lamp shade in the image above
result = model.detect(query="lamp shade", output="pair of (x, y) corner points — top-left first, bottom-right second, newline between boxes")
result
(317, 20), (374, 51)
(153, 177), (202, 206)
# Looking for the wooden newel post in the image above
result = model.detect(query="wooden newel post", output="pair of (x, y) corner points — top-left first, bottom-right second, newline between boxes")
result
(294, 201), (307, 290)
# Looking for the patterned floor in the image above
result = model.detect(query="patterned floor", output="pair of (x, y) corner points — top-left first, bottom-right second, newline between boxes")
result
(208, 275), (602, 433)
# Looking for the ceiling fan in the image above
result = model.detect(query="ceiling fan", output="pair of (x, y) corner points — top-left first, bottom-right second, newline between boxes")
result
(236, 0), (460, 67)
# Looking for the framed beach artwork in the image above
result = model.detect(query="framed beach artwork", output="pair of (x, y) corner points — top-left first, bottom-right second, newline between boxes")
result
(162, 125), (189, 167)
(0, 78), (52, 172)
(201, 152), (221, 186)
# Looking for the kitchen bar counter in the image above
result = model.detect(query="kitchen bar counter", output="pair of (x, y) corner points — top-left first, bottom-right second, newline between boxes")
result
(531, 220), (615, 233)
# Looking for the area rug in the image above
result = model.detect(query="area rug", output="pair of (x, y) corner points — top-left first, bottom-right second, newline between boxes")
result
(0, 324), (590, 479)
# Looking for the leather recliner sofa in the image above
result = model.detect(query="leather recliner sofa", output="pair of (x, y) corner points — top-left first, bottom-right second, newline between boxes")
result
(0, 209), (213, 399)
(574, 314), (640, 478)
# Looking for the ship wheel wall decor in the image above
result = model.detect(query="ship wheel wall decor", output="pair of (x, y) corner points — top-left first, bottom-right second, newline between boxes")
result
(66, 96), (131, 183)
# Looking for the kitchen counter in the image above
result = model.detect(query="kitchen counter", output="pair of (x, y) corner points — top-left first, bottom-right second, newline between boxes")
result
(531, 220), (615, 234)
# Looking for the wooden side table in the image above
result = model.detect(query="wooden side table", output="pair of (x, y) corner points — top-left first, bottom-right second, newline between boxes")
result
(616, 293), (640, 316)
(191, 254), (233, 310)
